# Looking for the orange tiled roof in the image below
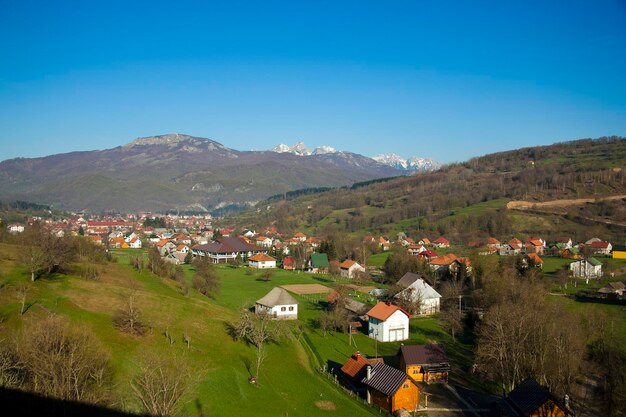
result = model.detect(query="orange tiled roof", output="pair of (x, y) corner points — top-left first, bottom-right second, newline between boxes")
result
(366, 302), (409, 321)
(527, 253), (543, 264)
(249, 253), (276, 262)
(340, 259), (357, 269)
(430, 253), (458, 266)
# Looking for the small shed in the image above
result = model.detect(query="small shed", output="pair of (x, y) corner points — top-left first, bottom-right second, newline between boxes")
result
(255, 287), (298, 320)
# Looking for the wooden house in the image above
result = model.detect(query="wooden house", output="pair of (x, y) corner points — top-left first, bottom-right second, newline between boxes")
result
(362, 362), (420, 414)
(340, 352), (384, 385)
(397, 344), (450, 383)
(504, 378), (568, 417)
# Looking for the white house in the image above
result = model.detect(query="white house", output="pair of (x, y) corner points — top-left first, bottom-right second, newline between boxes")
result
(7, 224), (25, 233)
(366, 302), (410, 342)
(395, 278), (441, 315)
(255, 287), (298, 319)
(248, 253), (276, 269)
(340, 260), (366, 278)
(570, 258), (603, 280)
(255, 236), (273, 248)
(128, 238), (142, 249)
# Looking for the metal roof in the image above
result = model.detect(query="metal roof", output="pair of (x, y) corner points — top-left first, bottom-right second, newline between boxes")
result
(362, 362), (413, 396)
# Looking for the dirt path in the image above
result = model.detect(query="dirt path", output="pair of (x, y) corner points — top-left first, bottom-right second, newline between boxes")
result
(507, 194), (626, 210)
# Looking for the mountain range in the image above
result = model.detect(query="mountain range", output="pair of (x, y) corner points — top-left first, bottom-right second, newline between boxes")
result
(270, 142), (440, 172)
(0, 134), (433, 213)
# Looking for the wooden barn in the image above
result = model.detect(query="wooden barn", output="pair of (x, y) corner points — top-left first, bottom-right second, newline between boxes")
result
(362, 362), (420, 414)
(397, 344), (450, 383)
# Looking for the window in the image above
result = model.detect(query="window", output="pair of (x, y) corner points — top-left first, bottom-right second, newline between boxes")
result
(412, 370), (418, 374)
(281, 307), (286, 312)
(403, 383), (409, 389)
(288, 306), (294, 311)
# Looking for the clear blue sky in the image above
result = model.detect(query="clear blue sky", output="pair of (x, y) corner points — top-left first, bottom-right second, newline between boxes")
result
(1, 0), (625, 163)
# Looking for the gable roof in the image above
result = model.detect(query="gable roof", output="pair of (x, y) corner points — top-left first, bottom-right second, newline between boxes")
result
(526, 253), (543, 264)
(430, 253), (458, 266)
(362, 362), (413, 397)
(310, 253), (330, 268)
(397, 272), (424, 288)
(249, 253), (276, 262)
(613, 244), (626, 252)
(341, 352), (384, 380)
(587, 257), (602, 266)
(366, 302), (409, 321)
(282, 257), (295, 267)
(340, 259), (358, 269)
(256, 287), (297, 307)
(399, 279), (442, 300)
(399, 344), (449, 366)
(506, 378), (556, 417)
(591, 241), (611, 248)
(433, 236), (450, 245)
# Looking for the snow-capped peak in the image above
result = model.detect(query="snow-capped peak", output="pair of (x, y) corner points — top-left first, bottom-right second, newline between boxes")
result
(373, 153), (441, 172)
(271, 142), (338, 156)
(312, 146), (337, 155)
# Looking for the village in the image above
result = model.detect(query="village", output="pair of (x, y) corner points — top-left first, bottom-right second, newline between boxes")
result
(5, 213), (626, 417)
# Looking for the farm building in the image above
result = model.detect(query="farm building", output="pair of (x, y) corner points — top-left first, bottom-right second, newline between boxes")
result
(366, 302), (410, 342)
(613, 245), (626, 259)
(397, 344), (450, 383)
(503, 378), (568, 417)
(340, 352), (384, 385)
(307, 253), (329, 273)
(362, 362), (420, 414)
(254, 287), (298, 320)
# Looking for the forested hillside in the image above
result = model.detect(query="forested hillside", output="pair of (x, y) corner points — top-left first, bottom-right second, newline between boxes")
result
(227, 137), (626, 242)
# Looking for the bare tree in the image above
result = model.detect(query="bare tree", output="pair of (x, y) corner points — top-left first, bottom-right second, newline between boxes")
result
(19, 316), (111, 403)
(0, 338), (23, 388)
(113, 294), (146, 336)
(20, 245), (46, 282)
(15, 283), (29, 315)
(233, 312), (281, 382)
(131, 354), (193, 417)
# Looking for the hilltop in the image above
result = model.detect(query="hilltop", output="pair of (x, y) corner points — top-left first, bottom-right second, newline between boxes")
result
(226, 137), (626, 242)
(0, 134), (405, 213)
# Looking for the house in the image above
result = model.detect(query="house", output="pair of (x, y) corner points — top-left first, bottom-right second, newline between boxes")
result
(248, 253), (277, 269)
(397, 344), (450, 383)
(128, 238), (142, 249)
(307, 253), (329, 273)
(561, 247), (581, 259)
(340, 352), (384, 385)
(570, 258), (603, 279)
(429, 253), (458, 273)
(192, 237), (266, 263)
(293, 232), (307, 242)
(396, 272), (427, 289)
(486, 237), (501, 248)
(255, 236), (273, 248)
(524, 253), (544, 269)
(109, 237), (127, 249)
(417, 250), (438, 261)
(395, 278), (441, 315)
(525, 238), (545, 255)
(362, 362), (420, 414)
(585, 237), (602, 245)
(407, 244), (426, 256)
(158, 240), (177, 256)
(254, 287), (298, 319)
(418, 238), (431, 246)
(7, 223), (25, 233)
(598, 281), (625, 297)
(87, 235), (103, 245)
(366, 302), (410, 342)
(553, 237), (573, 249)
(503, 378), (568, 417)
(613, 245), (626, 259)
(340, 260), (366, 278)
(590, 241), (612, 256)
(282, 256), (295, 270)
(432, 237), (450, 248)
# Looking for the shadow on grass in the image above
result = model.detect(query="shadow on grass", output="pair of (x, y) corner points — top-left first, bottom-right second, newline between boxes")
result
(0, 386), (146, 417)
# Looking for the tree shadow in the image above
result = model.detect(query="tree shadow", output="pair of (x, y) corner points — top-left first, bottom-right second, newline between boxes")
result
(0, 386), (147, 417)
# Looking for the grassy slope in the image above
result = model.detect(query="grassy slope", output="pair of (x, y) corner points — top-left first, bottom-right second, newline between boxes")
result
(0, 244), (381, 417)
